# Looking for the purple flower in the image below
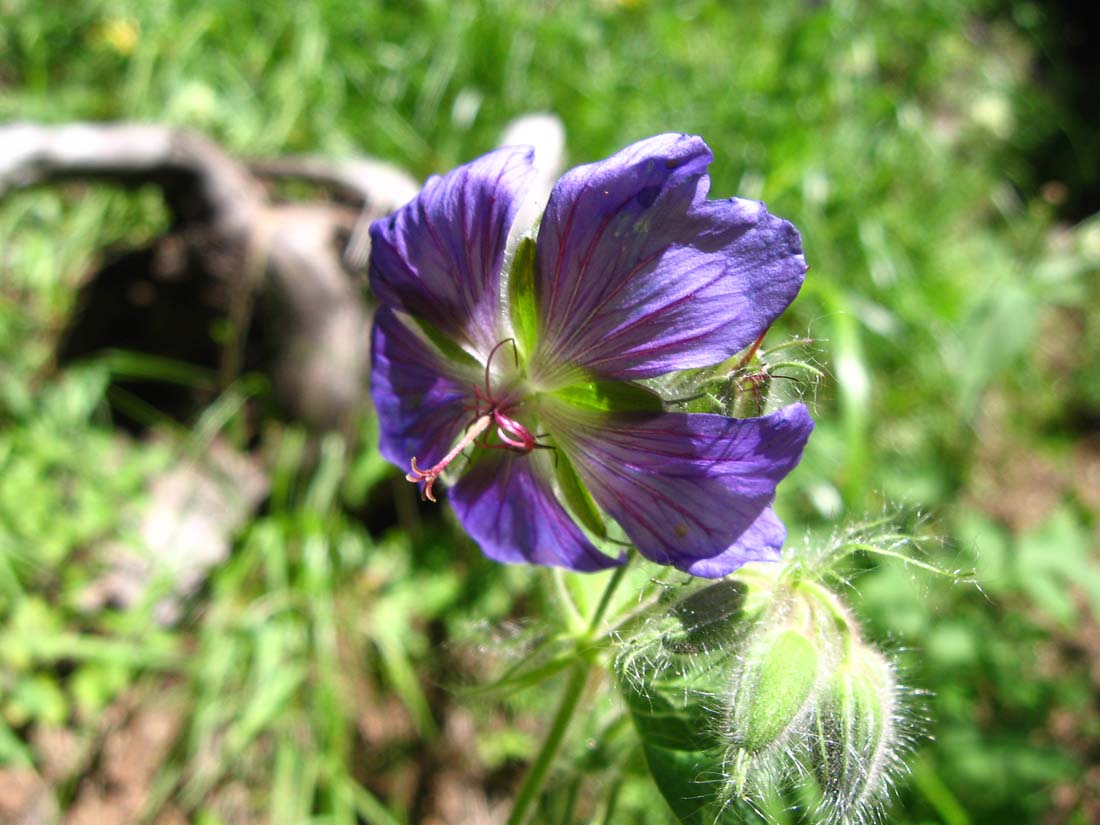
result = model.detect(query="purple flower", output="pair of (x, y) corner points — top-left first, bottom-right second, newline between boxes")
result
(369, 134), (813, 578)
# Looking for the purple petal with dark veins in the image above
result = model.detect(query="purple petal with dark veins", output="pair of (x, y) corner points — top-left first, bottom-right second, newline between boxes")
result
(543, 400), (814, 577)
(679, 506), (788, 578)
(531, 134), (806, 384)
(369, 146), (536, 358)
(450, 450), (624, 572)
(370, 307), (481, 472)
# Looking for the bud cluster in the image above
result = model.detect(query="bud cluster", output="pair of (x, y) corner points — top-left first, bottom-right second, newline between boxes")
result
(617, 564), (913, 825)
(647, 335), (823, 420)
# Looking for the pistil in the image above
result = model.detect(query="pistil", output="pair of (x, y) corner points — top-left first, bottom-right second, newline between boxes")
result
(407, 413), (493, 502)
(407, 337), (550, 503)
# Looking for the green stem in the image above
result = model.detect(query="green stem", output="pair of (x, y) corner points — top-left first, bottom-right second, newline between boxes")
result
(506, 561), (631, 825)
(598, 777), (623, 825)
(505, 661), (590, 825)
(587, 559), (630, 635)
(552, 567), (585, 631)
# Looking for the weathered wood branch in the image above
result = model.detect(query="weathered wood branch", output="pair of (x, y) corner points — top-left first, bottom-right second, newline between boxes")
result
(0, 122), (421, 431)
(0, 116), (564, 432)
(0, 123), (265, 234)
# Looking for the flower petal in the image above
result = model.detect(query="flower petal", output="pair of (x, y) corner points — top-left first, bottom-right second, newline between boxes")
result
(544, 401), (814, 577)
(531, 134), (806, 383)
(370, 307), (481, 471)
(449, 450), (624, 572)
(677, 506), (787, 578)
(369, 146), (536, 358)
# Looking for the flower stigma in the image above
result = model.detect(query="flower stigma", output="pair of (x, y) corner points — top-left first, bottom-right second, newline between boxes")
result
(406, 337), (548, 502)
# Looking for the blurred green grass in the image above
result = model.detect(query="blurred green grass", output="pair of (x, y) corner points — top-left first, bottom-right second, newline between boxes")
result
(1, 0), (1098, 822)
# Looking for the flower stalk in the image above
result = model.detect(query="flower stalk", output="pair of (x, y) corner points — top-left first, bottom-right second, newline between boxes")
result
(506, 560), (631, 825)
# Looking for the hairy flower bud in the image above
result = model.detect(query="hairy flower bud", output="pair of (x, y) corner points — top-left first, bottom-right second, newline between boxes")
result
(723, 588), (830, 799)
(810, 644), (901, 823)
(617, 564), (914, 824)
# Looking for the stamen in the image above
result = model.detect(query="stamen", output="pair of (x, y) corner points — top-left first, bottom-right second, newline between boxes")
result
(408, 337), (539, 502)
(406, 414), (493, 502)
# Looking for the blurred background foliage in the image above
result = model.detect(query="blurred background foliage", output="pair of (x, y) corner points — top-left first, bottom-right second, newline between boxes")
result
(0, 0), (1098, 822)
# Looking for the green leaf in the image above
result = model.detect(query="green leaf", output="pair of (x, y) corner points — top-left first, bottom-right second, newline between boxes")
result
(664, 579), (753, 655)
(618, 633), (735, 753)
(550, 379), (663, 414)
(640, 741), (714, 825)
(507, 235), (540, 359)
(639, 741), (747, 825)
(621, 671), (721, 753)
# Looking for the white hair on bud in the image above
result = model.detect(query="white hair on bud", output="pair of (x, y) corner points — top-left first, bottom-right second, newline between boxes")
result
(614, 529), (933, 825)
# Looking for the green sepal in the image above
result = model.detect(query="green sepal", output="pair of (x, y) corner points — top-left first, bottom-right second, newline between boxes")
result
(737, 629), (819, 753)
(411, 317), (481, 370)
(552, 451), (606, 539)
(550, 379), (663, 414)
(507, 236), (539, 359)
(729, 371), (772, 419)
(812, 649), (894, 809)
